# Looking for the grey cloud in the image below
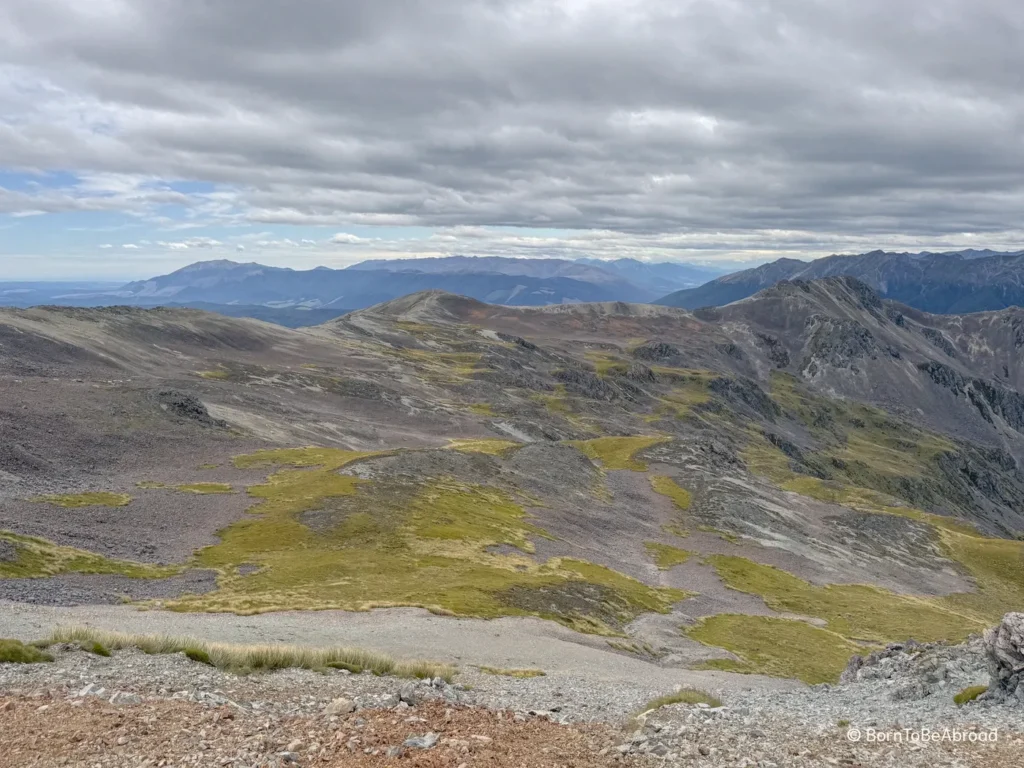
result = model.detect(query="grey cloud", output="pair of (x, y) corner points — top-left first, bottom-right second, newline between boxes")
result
(1, 0), (1024, 249)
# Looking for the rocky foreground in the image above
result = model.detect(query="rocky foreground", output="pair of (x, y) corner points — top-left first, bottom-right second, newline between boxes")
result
(2, 617), (1024, 767)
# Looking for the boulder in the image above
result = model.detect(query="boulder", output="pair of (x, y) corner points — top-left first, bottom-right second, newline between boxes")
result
(984, 612), (1024, 702)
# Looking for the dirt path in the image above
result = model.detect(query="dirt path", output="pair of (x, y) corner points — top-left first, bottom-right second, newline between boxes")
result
(0, 601), (800, 695)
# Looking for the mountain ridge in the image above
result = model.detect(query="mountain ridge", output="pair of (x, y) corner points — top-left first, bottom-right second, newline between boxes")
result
(657, 249), (1024, 313)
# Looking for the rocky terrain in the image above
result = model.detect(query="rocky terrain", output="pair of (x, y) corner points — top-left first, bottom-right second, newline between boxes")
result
(658, 249), (1024, 314)
(2, 277), (1024, 763)
(1, 617), (1022, 766)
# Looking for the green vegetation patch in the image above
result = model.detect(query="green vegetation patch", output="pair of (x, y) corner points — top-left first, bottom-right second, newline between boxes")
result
(136, 481), (167, 489)
(954, 685), (988, 706)
(638, 688), (722, 714)
(650, 475), (691, 510)
(0, 639), (53, 664)
(706, 554), (983, 644)
(570, 436), (670, 471)
(31, 492), (131, 508)
(0, 531), (180, 580)
(169, 447), (684, 630)
(176, 483), (234, 495)
(645, 542), (692, 570)
(197, 369), (231, 380)
(43, 626), (453, 680)
(446, 439), (522, 456)
(689, 614), (861, 684)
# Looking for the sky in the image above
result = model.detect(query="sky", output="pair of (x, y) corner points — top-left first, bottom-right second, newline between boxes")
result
(1, 0), (1023, 280)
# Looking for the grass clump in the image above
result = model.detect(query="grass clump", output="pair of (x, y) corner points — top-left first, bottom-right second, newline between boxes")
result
(0, 639), (53, 664)
(446, 439), (522, 456)
(85, 641), (111, 657)
(31, 492), (131, 508)
(638, 688), (722, 713)
(645, 542), (692, 570)
(42, 626), (454, 680)
(176, 483), (234, 495)
(476, 666), (546, 678)
(570, 436), (669, 471)
(954, 685), (988, 706)
(184, 647), (214, 666)
(689, 614), (861, 684)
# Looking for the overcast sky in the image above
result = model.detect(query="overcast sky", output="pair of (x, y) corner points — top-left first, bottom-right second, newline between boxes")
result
(2, 0), (1022, 279)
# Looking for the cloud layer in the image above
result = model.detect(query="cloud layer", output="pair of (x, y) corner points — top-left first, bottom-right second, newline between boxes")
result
(2, 0), (1023, 270)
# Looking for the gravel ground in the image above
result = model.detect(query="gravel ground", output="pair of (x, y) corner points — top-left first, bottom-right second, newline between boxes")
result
(0, 603), (799, 721)
(0, 571), (218, 606)
(0, 641), (1020, 767)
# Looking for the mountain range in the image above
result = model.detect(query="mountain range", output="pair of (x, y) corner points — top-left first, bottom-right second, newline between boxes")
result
(657, 248), (1024, 313)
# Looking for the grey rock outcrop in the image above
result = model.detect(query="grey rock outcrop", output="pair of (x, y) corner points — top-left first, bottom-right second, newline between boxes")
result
(984, 612), (1024, 702)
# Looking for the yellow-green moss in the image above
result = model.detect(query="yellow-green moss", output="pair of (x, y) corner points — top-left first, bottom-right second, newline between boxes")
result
(570, 436), (669, 471)
(689, 614), (861, 684)
(650, 475), (692, 510)
(954, 685), (988, 706)
(176, 483), (234, 495)
(0, 532), (180, 580)
(136, 481), (167, 489)
(31, 492), (131, 508)
(467, 403), (497, 417)
(645, 542), (692, 570)
(446, 439), (522, 456)
(197, 369), (230, 380)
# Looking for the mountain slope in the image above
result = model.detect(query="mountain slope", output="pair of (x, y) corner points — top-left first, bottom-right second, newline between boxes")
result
(658, 249), (1024, 313)
(3, 279), (1024, 687)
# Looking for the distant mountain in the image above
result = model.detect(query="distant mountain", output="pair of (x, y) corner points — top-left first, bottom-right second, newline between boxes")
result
(110, 259), (654, 308)
(657, 249), (1024, 313)
(348, 255), (627, 285)
(350, 255), (726, 296)
(576, 257), (726, 293)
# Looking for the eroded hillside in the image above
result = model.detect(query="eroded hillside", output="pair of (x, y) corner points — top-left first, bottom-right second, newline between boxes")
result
(2, 278), (1024, 685)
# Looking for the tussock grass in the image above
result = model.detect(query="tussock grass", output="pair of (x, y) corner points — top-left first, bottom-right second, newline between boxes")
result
(0, 639), (53, 664)
(43, 626), (455, 680)
(954, 685), (988, 706)
(31, 492), (131, 508)
(644, 542), (692, 570)
(476, 666), (546, 678)
(639, 688), (722, 713)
